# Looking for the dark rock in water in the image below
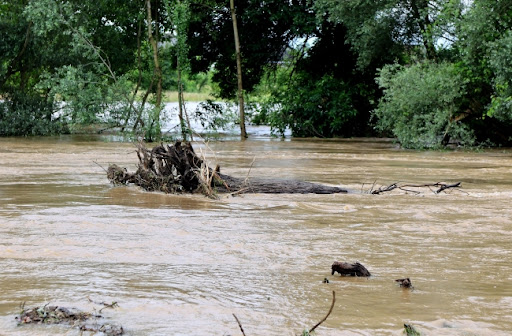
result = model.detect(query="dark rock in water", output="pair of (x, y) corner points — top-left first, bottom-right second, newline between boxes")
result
(396, 278), (413, 288)
(331, 261), (371, 277)
(323, 277), (329, 283)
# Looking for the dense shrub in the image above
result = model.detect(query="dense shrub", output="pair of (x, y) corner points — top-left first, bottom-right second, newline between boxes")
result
(269, 73), (358, 137)
(373, 62), (475, 148)
(0, 93), (66, 136)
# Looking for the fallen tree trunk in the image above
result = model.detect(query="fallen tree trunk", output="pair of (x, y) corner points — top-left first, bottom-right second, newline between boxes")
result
(107, 141), (347, 196)
(215, 173), (346, 194)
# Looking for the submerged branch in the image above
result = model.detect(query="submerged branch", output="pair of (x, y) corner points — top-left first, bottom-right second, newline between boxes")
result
(309, 291), (336, 334)
(232, 314), (247, 336)
(369, 182), (462, 195)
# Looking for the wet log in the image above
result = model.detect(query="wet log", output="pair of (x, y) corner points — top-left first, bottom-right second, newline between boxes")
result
(215, 173), (346, 194)
(331, 261), (371, 277)
(107, 141), (347, 195)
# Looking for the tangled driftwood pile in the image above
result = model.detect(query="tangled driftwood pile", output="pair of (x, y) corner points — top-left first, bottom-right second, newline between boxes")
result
(108, 141), (204, 193)
(15, 303), (123, 335)
(107, 141), (347, 196)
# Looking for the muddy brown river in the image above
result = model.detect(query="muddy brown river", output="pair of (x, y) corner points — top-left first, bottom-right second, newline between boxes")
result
(0, 135), (511, 335)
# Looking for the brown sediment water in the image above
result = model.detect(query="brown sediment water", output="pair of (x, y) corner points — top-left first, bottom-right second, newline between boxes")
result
(0, 135), (511, 335)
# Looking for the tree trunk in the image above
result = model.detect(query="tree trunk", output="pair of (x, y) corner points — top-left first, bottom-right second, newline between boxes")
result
(177, 57), (188, 141)
(410, 0), (437, 60)
(146, 0), (163, 140)
(229, 0), (248, 139)
(0, 22), (32, 90)
(122, 20), (143, 132)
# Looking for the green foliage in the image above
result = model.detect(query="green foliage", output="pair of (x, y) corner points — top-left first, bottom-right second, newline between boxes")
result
(487, 30), (512, 121)
(1, 0), (512, 145)
(166, 0), (191, 73)
(187, 0), (315, 99)
(313, 0), (404, 69)
(257, 21), (375, 137)
(193, 100), (237, 131)
(1, 0), (148, 136)
(313, 0), (458, 67)
(374, 62), (474, 148)
(37, 65), (133, 126)
(0, 93), (66, 136)
(268, 73), (357, 137)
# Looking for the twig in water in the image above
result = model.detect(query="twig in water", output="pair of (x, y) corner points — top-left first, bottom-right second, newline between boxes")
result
(371, 182), (462, 195)
(232, 313), (247, 336)
(228, 187), (249, 197)
(309, 291), (336, 334)
(243, 156), (256, 185)
(367, 179), (377, 194)
(99, 301), (119, 313)
(93, 161), (108, 173)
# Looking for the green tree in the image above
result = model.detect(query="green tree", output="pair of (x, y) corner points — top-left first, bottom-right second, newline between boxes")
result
(314, 0), (463, 66)
(374, 62), (473, 148)
(487, 31), (512, 122)
(263, 22), (375, 137)
(1, 0), (172, 138)
(165, 0), (193, 141)
(187, 0), (314, 99)
(454, 0), (512, 144)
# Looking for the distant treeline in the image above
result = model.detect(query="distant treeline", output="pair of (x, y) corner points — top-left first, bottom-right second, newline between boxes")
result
(1, 0), (511, 148)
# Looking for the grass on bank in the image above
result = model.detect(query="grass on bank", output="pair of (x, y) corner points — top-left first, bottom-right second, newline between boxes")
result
(162, 91), (216, 103)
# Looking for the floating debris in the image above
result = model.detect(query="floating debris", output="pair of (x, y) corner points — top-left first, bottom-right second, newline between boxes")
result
(16, 304), (96, 326)
(15, 302), (123, 335)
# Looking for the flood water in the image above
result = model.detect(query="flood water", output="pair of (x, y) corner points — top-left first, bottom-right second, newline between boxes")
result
(0, 134), (511, 335)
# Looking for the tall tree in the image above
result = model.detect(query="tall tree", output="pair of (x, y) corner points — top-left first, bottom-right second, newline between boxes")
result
(229, 0), (247, 138)
(145, 0), (163, 141)
(187, 0), (314, 98)
(313, 0), (460, 67)
(165, 0), (193, 141)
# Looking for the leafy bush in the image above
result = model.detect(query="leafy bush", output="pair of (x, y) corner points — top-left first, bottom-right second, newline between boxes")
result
(373, 62), (474, 148)
(266, 73), (358, 137)
(0, 93), (67, 136)
(487, 30), (512, 121)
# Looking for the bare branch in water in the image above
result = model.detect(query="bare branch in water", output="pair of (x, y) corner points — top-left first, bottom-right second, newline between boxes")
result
(232, 313), (247, 336)
(369, 182), (462, 195)
(309, 291), (336, 334)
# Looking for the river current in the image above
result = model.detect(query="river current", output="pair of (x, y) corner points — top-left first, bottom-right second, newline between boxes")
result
(0, 134), (511, 335)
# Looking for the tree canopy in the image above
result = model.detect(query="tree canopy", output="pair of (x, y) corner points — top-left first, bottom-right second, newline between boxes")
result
(1, 0), (511, 148)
